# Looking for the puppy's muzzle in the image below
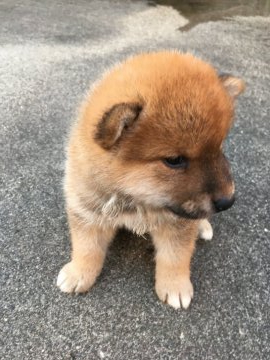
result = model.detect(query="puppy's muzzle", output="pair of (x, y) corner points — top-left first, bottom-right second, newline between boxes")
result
(167, 194), (235, 219)
(212, 195), (235, 213)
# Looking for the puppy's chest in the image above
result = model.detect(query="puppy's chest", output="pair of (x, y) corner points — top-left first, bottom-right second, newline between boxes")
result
(75, 193), (174, 235)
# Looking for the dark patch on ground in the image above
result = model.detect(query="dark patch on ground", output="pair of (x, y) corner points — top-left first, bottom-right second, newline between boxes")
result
(148, 0), (270, 30)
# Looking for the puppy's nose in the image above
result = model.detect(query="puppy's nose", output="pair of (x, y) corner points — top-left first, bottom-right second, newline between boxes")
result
(213, 196), (235, 212)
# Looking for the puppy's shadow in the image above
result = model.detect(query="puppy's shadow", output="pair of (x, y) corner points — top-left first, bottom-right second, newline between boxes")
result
(101, 228), (155, 285)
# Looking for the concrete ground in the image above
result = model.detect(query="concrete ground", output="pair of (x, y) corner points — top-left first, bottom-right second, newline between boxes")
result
(0, 1), (269, 359)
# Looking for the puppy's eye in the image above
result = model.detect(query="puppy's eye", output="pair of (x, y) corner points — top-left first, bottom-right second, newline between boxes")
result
(163, 156), (189, 169)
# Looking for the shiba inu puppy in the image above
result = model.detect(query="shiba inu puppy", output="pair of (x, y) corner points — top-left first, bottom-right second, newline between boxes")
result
(57, 52), (244, 309)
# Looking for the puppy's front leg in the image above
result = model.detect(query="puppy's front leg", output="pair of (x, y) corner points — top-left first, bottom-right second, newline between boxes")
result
(151, 221), (199, 309)
(57, 211), (115, 293)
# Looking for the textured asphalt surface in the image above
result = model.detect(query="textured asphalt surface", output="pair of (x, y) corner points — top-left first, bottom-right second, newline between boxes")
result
(1, 1), (269, 359)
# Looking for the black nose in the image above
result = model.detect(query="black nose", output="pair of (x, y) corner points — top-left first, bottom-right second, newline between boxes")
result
(213, 196), (235, 212)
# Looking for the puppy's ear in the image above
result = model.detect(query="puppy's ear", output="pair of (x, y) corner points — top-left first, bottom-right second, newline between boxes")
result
(219, 73), (245, 99)
(95, 103), (142, 150)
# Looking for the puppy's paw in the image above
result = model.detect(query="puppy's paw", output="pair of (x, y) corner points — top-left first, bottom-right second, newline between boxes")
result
(198, 219), (213, 241)
(155, 277), (194, 310)
(57, 261), (97, 294)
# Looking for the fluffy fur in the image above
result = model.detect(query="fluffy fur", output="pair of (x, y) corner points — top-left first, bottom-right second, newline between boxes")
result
(57, 52), (244, 309)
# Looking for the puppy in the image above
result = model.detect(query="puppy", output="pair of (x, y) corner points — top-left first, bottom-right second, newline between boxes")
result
(57, 52), (244, 309)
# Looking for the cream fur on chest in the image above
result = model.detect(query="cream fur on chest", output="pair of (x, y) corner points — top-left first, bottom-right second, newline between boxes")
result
(67, 191), (177, 235)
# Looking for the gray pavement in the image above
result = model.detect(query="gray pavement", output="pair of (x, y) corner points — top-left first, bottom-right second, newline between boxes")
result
(0, 1), (269, 359)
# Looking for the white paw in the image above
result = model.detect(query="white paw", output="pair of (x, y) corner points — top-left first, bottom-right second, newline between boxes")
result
(57, 262), (96, 293)
(198, 219), (213, 241)
(155, 278), (194, 310)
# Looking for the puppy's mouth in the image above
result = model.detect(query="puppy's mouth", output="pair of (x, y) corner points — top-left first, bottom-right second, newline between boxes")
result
(166, 205), (210, 220)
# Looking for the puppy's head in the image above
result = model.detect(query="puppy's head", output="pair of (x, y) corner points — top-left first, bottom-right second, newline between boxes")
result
(91, 52), (245, 219)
